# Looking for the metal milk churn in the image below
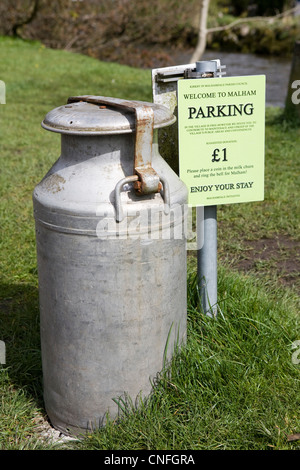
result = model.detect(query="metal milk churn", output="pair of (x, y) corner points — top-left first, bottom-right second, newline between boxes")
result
(33, 95), (188, 435)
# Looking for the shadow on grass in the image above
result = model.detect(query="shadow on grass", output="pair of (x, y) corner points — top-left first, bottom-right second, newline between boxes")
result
(0, 281), (44, 408)
(266, 106), (300, 128)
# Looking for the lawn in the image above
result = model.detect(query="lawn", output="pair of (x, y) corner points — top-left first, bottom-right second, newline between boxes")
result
(0, 37), (299, 450)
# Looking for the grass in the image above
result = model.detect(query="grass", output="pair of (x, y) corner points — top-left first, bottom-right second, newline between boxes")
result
(78, 268), (300, 450)
(217, 108), (300, 301)
(0, 37), (299, 450)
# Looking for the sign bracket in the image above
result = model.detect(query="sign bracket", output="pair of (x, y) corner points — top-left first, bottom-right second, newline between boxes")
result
(152, 60), (226, 317)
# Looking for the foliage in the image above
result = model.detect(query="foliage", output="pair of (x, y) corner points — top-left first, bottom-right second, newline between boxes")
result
(207, 14), (300, 56)
(0, 0), (199, 67)
(1, 0), (299, 68)
(229, 0), (295, 16)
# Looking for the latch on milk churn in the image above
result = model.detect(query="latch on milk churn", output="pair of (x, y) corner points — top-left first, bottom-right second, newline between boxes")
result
(33, 95), (188, 435)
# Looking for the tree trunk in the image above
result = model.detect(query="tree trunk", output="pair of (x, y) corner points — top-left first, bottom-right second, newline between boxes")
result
(12, 0), (40, 37)
(190, 0), (210, 63)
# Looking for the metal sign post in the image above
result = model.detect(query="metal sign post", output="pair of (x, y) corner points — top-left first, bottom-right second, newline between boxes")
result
(178, 73), (265, 318)
(152, 60), (226, 317)
(188, 61), (219, 318)
(153, 62), (265, 320)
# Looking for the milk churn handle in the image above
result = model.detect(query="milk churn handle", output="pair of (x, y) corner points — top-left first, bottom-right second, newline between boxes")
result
(67, 95), (160, 193)
(67, 95), (170, 222)
(114, 174), (170, 223)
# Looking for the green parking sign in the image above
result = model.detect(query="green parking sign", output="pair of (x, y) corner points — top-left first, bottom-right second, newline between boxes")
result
(178, 75), (266, 206)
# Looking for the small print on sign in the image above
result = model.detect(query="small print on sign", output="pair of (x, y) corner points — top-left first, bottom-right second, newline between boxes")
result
(177, 75), (266, 207)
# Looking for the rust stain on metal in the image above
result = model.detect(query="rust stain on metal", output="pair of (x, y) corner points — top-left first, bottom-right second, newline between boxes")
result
(133, 180), (142, 194)
(43, 174), (66, 194)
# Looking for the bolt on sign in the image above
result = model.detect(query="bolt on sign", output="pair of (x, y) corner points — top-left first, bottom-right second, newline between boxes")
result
(177, 75), (266, 207)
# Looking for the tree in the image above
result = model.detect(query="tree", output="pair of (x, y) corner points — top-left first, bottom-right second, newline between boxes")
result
(190, 0), (210, 64)
(190, 1), (299, 63)
(0, 0), (39, 36)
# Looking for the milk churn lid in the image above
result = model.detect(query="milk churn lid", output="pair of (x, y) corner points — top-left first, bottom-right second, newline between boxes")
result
(42, 95), (176, 135)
